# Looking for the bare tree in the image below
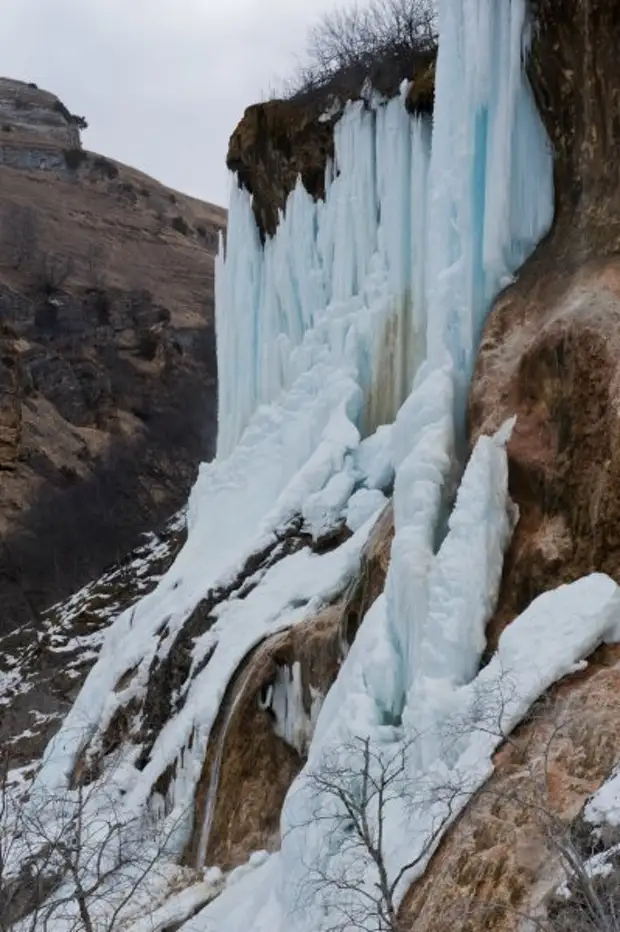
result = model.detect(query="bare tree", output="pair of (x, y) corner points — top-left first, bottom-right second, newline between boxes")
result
(0, 746), (188, 932)
(289, 733), (469, 932)
(287, 669), (620, 932)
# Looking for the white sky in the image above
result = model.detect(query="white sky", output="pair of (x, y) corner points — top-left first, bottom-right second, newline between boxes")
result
(0, 0), (344, 208)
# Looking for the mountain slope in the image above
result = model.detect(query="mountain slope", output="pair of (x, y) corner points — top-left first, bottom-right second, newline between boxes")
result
(0, 78), (226, 631)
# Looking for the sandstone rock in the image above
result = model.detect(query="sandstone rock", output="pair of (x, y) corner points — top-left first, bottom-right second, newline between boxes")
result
(186, 504), (393, 870)
(227, 98), (335, 239)
(226, 57), (436, 240)
(469, 258), (620, 646)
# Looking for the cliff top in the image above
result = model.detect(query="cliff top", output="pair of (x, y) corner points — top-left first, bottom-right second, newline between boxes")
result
(0, 76), (84, 151)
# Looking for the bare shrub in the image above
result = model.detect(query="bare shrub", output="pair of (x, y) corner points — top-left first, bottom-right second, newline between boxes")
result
(284, 0), (437, 101)
(289, 732), (469, 932)
(0, 745), (188, 932)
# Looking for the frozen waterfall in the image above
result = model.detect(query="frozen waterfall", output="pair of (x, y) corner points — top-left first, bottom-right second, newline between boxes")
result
(30, 0), (596, 931)
(215, 100), (432, 459)
(215, 0), (553, 459)
(197, 0), (556, 929)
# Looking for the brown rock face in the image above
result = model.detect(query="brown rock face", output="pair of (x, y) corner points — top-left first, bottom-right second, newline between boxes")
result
(227, 98), (335, 239)
(199, 506), (392, 871)
(528, 1), (620, 262)
(0, 78), (226, 632)
(400, 647), (620, 932)
(185, 506), (392, 871)
(470, 257), (620, 643)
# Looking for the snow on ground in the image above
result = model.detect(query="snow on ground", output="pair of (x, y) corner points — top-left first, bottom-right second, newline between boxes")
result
(586, 772), (620, 828)
(0, 512), (187, 766)
(190, 575), (620, 932)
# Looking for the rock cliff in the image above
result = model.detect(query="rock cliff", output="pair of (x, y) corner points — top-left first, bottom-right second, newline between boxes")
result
(0, 78), (226, 631)
(227, 53), (435, 238)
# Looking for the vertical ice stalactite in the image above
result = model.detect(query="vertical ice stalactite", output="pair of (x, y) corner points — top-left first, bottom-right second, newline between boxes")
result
(260, 662), (324, 757)
(215, 183), (264, 459)
(216, 97), (433, 459)
(386, 0), (554, 727)
(366, 100), (431, 434)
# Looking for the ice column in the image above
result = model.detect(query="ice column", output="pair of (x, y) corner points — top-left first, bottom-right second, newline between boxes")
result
(425, 0), (554, 441)
(216, 97), (432, 459)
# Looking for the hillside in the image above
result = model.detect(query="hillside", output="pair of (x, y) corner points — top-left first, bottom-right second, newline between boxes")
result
(0, 78), (226, 631)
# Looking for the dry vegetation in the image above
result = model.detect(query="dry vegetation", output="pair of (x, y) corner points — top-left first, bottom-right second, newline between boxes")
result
(282, 0), (437, 103)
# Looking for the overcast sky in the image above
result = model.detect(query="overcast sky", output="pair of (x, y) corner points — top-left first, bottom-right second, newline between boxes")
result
(0, 0), (343, 208)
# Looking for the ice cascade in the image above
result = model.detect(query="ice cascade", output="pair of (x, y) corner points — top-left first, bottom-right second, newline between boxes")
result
(25, 1), (578, 931)
(215, 98), (432, 458)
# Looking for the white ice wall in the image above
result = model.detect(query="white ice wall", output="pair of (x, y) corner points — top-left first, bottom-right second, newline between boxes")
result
(216, 0), (552, 458)
(216, 96), (431, 458)
(194, 0), (556, 929)
(426, 0), (553, 441)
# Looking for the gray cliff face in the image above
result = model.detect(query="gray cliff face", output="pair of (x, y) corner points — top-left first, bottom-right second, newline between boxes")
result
(0, 77), (82, 170)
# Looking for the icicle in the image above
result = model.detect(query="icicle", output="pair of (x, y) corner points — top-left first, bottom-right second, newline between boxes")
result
(263, 663), (323, 757)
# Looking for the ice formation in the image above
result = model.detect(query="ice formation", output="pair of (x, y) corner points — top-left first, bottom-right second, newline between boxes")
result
(22, 0), (620, 930)
(259, 662), (324, 756)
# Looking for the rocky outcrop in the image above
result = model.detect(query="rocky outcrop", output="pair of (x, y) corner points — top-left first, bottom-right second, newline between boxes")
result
(0, 79), (226, 632)
(227, 98), (335, 240)
(0, 512), (186, 768)
(227, 54), (436, 239)
(469, 1), (620, 644)
(527, 1), (620, 262)
(0, 78), (81, 149)
(470, 256), (620, 646)
(185, 505), (393, 871)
